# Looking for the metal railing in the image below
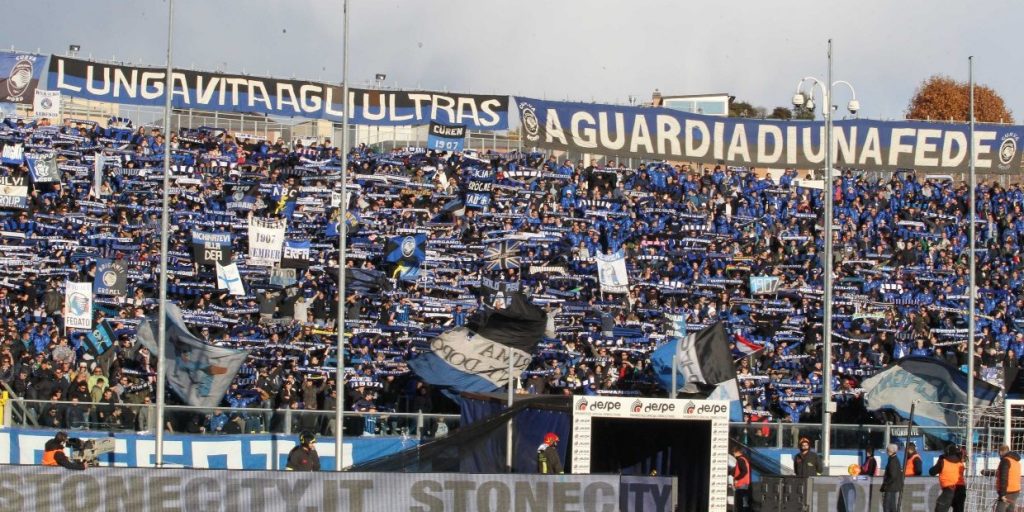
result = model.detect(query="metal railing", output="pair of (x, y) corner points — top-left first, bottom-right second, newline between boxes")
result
(5, 398), (459, 439)
(728, 421), (973, 452)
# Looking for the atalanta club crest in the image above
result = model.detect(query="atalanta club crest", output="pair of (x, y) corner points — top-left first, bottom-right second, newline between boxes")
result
(6, 57), (34, 101)
(401, 236), (417, 258)
(102, 270), (118, 288)
(519, 102), (540, 142)
(998, 133), (1019, 171)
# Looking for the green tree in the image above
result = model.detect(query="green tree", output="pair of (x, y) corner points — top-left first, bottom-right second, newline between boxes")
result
(769, 107), (793, 120)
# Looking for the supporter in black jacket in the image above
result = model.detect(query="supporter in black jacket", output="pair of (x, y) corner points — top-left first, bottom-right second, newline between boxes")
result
(879, 443), (903, 512)
(793, 437), (822, 477)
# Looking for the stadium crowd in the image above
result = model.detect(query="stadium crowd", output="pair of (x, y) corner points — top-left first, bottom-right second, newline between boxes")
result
(0, 114), (1020, 437)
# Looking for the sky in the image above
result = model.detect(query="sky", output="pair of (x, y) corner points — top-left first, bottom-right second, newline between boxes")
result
(4, 0), (1022, 123)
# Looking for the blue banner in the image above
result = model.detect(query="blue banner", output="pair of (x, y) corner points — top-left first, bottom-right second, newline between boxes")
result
(48, 56), (510, 129)
(0, 50), (47, 105)
(515, 96), (1024, 173)
(427, 121), (466, 152)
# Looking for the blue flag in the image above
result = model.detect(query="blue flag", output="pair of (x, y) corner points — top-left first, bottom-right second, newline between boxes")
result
(384, 234), (427, 265)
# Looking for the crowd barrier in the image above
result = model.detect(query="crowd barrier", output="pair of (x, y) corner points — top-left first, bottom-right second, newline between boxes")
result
(0, 428), (416, 469)
(0, 466), (675, 511)
(758, 476), (1019, 511)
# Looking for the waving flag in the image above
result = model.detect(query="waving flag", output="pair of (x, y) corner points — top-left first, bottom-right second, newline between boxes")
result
(863, 357), (1001, 428)
(733, 332), (766, 358)
(484, 240), (521, 270)
(408, 293), (547, 393)
(384, 234), (427, 265)
(137, 302), (250, 408)
(651, 322), (740, 418)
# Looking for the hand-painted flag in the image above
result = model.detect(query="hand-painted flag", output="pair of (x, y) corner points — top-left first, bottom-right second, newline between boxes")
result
(136, 302), (250, 407)
(408, 293), (546, 393)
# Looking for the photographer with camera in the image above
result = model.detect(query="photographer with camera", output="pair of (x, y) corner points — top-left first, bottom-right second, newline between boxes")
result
(42, 432), (87, 470)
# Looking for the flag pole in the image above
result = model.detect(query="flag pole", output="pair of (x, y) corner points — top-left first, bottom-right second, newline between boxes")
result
(154, 0), (175, 468)
(822, 38), (835, 471)
(506, 343), (514, 472)
(334, 0), (350, 472)
(671, 353), (677, 398)
(966, 55), (976, 468)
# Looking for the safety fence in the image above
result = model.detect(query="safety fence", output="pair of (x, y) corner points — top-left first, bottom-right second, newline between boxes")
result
(0, 466), (676, 511)
(4, 397), (460, 439)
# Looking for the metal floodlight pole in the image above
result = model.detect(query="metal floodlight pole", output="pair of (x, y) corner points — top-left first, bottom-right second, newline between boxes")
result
(822, 38), (835, 470)
(967, 55), (976, 466)
(154, 0), (175, 467)
(334, 0), (351, 472)
(506, 346), (514, 472)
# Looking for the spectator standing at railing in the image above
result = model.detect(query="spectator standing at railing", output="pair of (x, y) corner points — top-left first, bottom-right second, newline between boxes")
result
(880, 443), (903, 512)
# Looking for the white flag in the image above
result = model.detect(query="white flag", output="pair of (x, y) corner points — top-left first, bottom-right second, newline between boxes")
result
(595, 250), (629, 294)
(33, 89), (60, 120)
(64, 282), (93, 331)
(216, 262), (246, 296)
(92, 152), (106, 198)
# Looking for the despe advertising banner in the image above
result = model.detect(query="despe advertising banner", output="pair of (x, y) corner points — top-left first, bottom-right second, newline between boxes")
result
(516, 96), (1024, 173)
(48, 56), (511, 129)
(0, 50), (47, 105)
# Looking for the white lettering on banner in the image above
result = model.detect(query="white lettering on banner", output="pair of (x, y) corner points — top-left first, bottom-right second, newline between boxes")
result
(889, 128), (915, 166)
(113, 68), (137, 98)
(55, 59), (80, 92)
(573, 111), (598, 149)
(802, 126), (824, 163)
(546, 109), (567, 145)
(915, 128), (942, 167)
(50, 57), (508, 127)
(975, 131), (996, 167)
(518, 97), (1021, 172)
(861, 127), (882, 166)
(712, 121), (725, 160)
(834, 126), (855, 164)
(631, 116), (653, 153)
(758, 124), (783, 163)
(727, 124), (750, 162)
(942, 130), (967, 167)
(658, 115), (682, 156)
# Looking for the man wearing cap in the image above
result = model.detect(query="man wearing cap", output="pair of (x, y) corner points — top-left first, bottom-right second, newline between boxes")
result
(793, 437), (822, 477)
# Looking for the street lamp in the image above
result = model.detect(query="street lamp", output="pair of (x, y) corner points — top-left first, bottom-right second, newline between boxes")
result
(68, 44), (80, 57)
(374, 73), (386, 89)
(793, 77), (859, 117)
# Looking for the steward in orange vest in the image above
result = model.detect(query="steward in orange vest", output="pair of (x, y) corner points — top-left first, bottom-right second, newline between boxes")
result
(731, 446), (752, 512)
(996, 445), (1021, 512)
(42, 432), (87, 470)
(929, 444), (965, 512)
(904, 442), (922, 476)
